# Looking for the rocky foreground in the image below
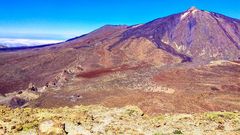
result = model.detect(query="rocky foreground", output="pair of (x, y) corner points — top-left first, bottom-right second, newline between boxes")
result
(0, 105), (239, 135)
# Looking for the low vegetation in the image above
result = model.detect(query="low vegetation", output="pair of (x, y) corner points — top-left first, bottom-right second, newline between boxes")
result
(0, 105), (239, 134)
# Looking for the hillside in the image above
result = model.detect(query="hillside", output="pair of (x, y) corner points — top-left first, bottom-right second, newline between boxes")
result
(0, 7), (239, 115)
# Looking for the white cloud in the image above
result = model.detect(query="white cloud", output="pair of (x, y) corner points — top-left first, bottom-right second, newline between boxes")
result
(0, 38), (63, 47)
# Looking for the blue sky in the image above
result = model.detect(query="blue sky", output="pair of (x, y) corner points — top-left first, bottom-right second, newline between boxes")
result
(0, 0), (240, 40)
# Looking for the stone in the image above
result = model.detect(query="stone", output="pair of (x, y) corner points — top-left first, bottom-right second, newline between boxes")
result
(64, 122), (91, 135)
(9, 97), (26, 108)
(38, 120), (65, 135)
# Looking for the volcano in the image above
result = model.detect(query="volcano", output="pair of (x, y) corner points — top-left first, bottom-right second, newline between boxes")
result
(0, 7), (239, 114)
(119, 7), (240, 61)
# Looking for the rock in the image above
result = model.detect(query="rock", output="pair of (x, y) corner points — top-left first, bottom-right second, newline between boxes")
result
(18, 129), (38, 135)
(28, 83), (38, 92)
(37, 86), (47, 93)
(9, 97), (26, 108)
(17, 91), (23, 94)
(64, 122), (91, 135)
(69, 95), (83, 102)
(0, 129), (5, 135)
(16, 90), (40, 101)
(38, 120), (65, 135)
(0, 126), (6, 135)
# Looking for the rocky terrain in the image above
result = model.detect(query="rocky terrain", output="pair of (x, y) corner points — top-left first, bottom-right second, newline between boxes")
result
(0, 7), (240, 134)
(0, 59), (239, 115)
(0, 105), (239, 135)
(0, 7), (239, 114)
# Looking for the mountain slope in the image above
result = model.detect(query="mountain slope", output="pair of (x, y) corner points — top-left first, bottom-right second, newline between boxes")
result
(0, 7), (240, 114)
(0, 24), (180, 94)
(0, 7), (240, 93)
(111, 7), (240, 62)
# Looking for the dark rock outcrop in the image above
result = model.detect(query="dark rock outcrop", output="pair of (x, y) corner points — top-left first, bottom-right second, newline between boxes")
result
(9, 97), (26, 108)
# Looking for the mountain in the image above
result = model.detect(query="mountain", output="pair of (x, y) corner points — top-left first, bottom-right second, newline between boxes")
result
(0, 45), (7, 48)
(114, 7), (240, 62)
(0, 7), (239, 114)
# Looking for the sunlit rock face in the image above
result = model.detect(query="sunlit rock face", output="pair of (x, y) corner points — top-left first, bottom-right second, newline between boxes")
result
(118, 7), (240, 62)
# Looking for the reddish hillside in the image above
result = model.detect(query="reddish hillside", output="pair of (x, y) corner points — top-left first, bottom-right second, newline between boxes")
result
(0, 7), (240, 114)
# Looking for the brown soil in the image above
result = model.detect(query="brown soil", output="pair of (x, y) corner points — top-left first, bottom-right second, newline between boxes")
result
(25, 62), (239, 115)
(31, 88), (240, 115)
(77, 64), (145, 78)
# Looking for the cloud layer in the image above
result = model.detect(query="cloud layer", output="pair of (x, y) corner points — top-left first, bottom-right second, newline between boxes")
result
(0, 38), (63, 47)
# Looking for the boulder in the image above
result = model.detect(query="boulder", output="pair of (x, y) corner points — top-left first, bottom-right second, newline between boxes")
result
(9, 97), (26, 108)
(38, 120), (65, 135)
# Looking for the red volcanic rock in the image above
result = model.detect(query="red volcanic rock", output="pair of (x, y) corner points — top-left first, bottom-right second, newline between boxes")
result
(77, 64), (146, 78)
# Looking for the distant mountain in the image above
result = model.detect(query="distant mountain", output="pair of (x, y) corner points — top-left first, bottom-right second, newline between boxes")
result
(0, 45), (7, 48)
(0, 38), (63, 47)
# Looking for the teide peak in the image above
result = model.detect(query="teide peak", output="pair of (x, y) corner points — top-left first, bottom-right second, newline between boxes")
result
(111, 6), (240, 62)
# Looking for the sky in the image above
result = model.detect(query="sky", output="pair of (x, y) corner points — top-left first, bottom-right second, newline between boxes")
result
(0, 0), (240, 40)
